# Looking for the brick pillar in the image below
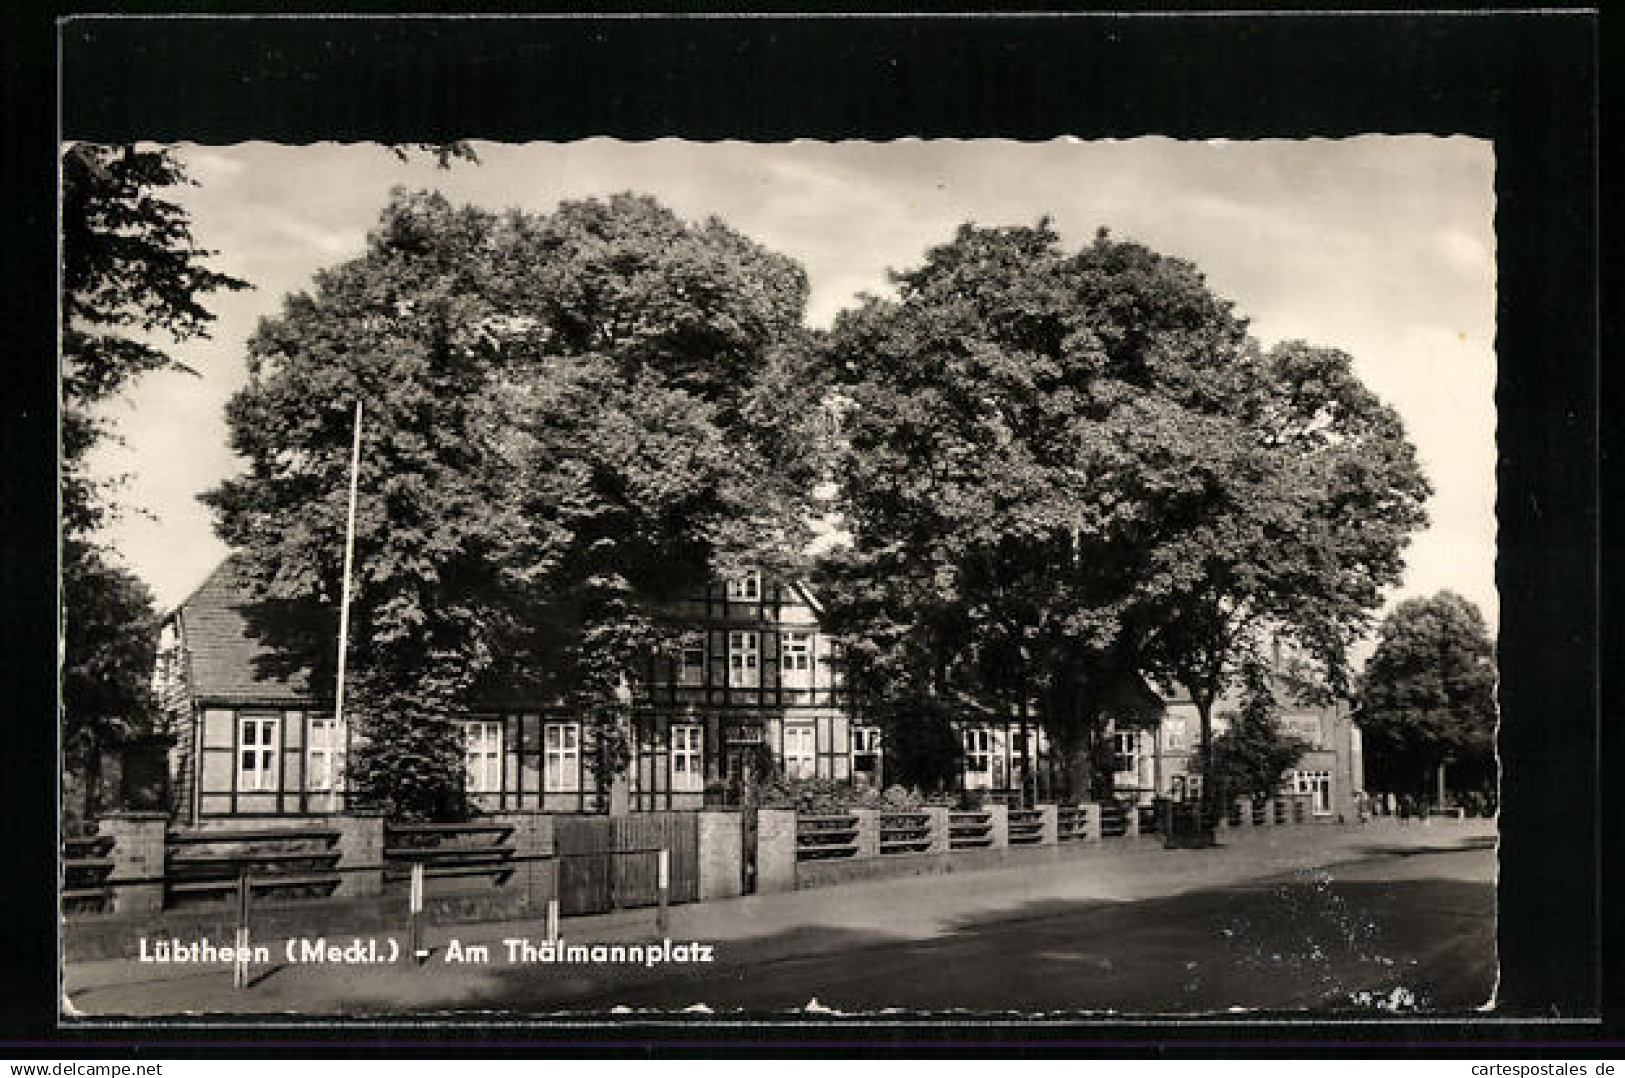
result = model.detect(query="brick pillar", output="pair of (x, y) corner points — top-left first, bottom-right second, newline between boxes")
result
(756, 808), (798, 893)
(100, 811), (167, 916)
(697, 811), (743, 901)
(1124, 802), (1141, 838)
(852, 809), (880, 859)
(986, 804), (1009, 849)
(924, 806), (950, 854)
(1037, 804), (1059, 846)
(1080, 802), (1103, 843)
(333, 812), (385, 898)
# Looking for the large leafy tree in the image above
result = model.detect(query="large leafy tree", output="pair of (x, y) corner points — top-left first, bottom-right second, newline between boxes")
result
(61, 143), (250, 536)
(1356, 591), (1497, 802)
(1134, 339), (1431, 836)
(819, 223), (1256, 798)
(205, 189), (819, 818)
(60, 143), (248, 819)
(820, 223), (1429, 815)
(1199, 662), (1313, 804)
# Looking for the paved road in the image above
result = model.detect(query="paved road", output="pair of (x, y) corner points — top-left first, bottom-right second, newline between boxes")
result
(65, 821), (1496, 1017)
(552, 844), (1496, 1015)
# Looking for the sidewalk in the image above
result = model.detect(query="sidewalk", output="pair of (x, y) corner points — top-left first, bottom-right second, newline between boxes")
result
(62, 817), (1496, 1016)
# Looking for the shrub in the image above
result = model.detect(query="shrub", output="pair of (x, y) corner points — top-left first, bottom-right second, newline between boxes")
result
(756, 778), (926, 812)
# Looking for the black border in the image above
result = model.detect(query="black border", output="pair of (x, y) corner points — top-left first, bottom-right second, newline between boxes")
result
(2, 4), (1607, 1055)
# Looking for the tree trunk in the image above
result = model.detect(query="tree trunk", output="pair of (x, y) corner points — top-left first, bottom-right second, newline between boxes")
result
(1436, 760), (1448, 807)
(1192, 694), (1217, 847)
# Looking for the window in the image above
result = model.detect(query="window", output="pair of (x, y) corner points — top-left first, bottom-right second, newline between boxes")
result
(463, 719), (503, 794)
(545, 723), (581, 791)
(237, 713), (280, 792)
(1164, 719), (1185, 751)
(781, 631), (813, 687)
(852, 726), (882, 785)
(726, 571), (761, 601)
(678, 641), (706, 687)
(1113, 731), (1139, 774)
(1292, 769), (1333, 814)
(728, 631), (759, 687)
(306, 715), (346, 801)
(783, 724), (816, 780)
(962, 728), (988, 770)
(671, 724), (704, 792)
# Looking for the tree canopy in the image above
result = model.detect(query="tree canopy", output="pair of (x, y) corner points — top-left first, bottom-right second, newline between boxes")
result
(1356, 590), (1497, 799)
(60, 144), (249, 821)
(817, 221), (1430, 804)
(1199, 662), (1313, 803)
(61, 143), (250, 537)
(204, 189), (823, 816)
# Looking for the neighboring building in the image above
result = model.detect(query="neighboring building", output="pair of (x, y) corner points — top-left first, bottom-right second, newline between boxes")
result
(154, 558), (1059, 821)
(1111, 679), (1365, 821)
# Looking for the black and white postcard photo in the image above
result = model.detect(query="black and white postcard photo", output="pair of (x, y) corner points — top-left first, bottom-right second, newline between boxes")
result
(59, 135), (1504, 1019)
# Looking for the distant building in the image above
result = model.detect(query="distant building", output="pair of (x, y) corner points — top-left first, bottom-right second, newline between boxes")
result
(1110, 678), (1364, 821)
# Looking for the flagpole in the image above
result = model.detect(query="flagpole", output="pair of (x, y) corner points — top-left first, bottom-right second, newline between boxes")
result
(333, 399), (363, 738)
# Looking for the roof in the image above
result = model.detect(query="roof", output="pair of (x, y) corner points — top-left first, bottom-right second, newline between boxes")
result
(172, 558), (319, 707)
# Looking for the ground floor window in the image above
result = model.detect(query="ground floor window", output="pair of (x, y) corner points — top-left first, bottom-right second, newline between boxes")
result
(852, 726), (882, 786)
(463, 718), (503, 794)
(783, 723), (816, 780)
(1292, 769), (1333, 814)
(305, 714), (345, 804)
(1113, 730), (1139, 774)
(671, 723), (704, 791)
(237, 713), (279, 792)
(963, 728), (992, 788)
(545, 722), (582, 791)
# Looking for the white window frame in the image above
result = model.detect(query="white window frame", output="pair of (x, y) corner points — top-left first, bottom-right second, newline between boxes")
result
(852, 725), (882, 779)
(545, 722), (582, 792)
(728, 630), (759, 688)
(1292, 769), (1334, 815)
(671, 724), (704, 792)
(783, 723), (817, 780)
(726, 571), (761, 601)
(1114, 730), (1139, 774)
(463, 719), (503, 794)
(963, 728), (992, 781)
(678, 641), (707, 687)
(781, 630), (814, 687)
(237, 713), (280, 793)
(305, 714), (346, 802)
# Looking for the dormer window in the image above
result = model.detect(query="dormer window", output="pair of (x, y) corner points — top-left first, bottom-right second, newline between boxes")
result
(726, 571), (761, 601)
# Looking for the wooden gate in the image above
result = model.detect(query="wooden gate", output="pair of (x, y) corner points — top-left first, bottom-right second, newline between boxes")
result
(555, 813), (700, 916)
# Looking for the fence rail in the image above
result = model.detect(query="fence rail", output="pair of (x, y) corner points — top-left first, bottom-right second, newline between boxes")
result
(1099, 801), (1129, 838)
(796, 812), (860, 861)
(948, 810), (993, 850)
(384, 820), (519, 886)
(1007, 808), (1044, 846)
(878, 811), (933, 855)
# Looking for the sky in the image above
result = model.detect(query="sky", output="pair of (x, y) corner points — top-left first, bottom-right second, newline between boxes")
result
(82, 136), (1498, 645)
